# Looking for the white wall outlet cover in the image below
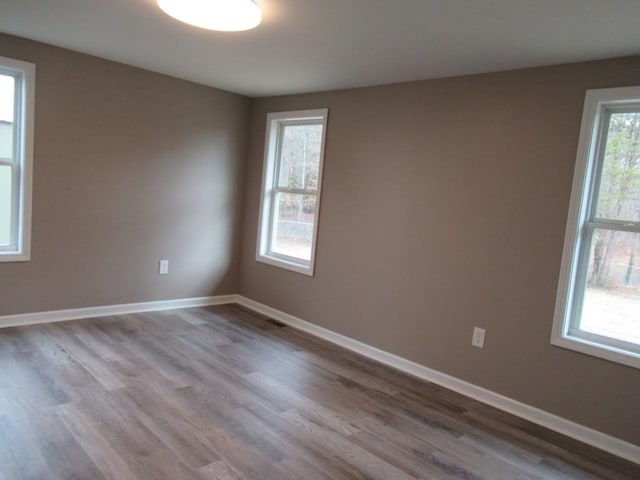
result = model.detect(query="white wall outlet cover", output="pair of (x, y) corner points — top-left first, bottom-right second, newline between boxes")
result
(472, 327), (486, 348)
(159, 259), (169, 275)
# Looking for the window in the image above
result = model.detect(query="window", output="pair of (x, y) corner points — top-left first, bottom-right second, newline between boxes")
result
(0, 56), (35, 262)
(553, 86), (640, 368)
(256, 109), (328, 275)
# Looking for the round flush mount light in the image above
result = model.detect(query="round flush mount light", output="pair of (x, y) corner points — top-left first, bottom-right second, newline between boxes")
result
(157, 0), (262, 32)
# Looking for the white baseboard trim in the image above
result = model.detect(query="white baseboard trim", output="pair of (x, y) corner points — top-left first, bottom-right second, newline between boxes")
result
(0, 294), (239, 328)
(236, 295), (640, 465)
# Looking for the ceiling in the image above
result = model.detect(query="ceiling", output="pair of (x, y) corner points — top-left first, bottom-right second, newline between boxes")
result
(1, 0), (639, 97)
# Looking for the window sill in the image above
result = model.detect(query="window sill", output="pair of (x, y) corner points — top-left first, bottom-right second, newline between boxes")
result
(0, 251), (31, 262)
(256, 253), (315, 276)
(551, 333), (640, 370)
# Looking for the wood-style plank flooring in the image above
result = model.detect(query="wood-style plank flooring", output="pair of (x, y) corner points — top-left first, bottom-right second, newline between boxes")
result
(0, 305), (637, 480)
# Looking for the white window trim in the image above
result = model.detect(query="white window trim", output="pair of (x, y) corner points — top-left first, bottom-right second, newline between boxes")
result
(256, 109), (328, 276)
(0, 56), (35, 262)
(552, 86), (640, 369)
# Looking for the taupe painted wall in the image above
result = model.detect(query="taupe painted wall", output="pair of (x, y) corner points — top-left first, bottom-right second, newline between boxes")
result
(239, 56), (640, 445)
(0, 34), (249, 315)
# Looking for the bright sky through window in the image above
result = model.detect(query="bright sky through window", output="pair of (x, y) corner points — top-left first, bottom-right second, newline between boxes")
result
(0, 74), (14, 122)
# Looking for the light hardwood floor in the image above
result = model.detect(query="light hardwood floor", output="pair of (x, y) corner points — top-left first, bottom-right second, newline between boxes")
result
(0, 304), (637, 480)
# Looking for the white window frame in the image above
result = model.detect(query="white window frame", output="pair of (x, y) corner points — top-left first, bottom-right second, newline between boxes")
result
(256, 109), (328, 276)
(552, 86), (640, 369)
(0, 56), (34, 262)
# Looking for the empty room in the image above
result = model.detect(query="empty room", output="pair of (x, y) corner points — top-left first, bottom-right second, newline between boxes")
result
(0, 1), (639, 479)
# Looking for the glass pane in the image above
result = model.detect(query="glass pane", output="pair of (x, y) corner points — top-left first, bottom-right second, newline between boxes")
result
(271, 193), (316, 261)
(580, 229), (640, 345)
(0, 165), (13, 246)
(277, 123), (323, 190)
(595, 111), (640, 222)
(0, 73), (15, 160)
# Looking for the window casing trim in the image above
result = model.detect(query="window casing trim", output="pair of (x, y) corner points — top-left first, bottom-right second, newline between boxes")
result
(0, 56), (35, 262)
(552, 86), (640, 369)
(256, 109), (328, 276)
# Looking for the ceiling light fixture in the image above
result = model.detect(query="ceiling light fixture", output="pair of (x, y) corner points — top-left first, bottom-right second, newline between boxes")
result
(157, 0), (262, 32)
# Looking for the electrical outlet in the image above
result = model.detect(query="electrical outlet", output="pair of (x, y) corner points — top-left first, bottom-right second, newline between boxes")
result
(472, 327), (486, 348)
(159, 259), (169, 275)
